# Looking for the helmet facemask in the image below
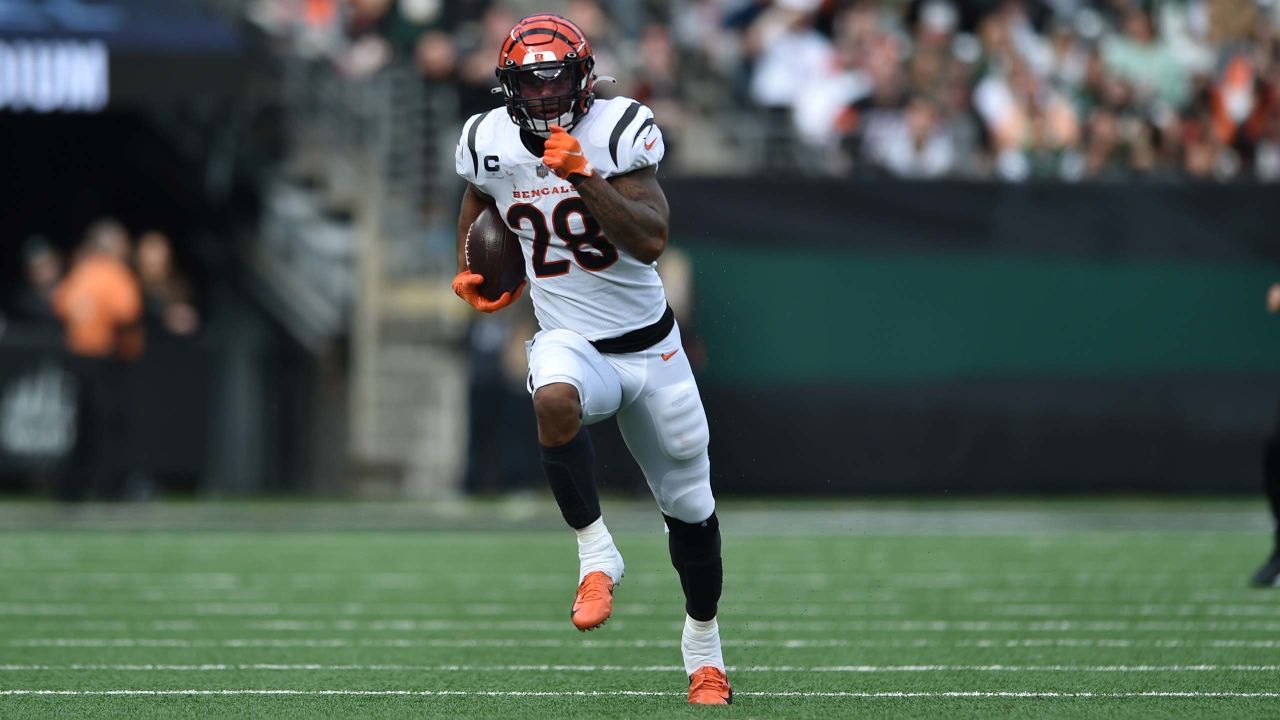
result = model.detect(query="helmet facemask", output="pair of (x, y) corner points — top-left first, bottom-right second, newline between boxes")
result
(497, 55), (595, 136)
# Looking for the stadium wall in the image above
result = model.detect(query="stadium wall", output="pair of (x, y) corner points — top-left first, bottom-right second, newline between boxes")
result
(613, 179), (1280, 495)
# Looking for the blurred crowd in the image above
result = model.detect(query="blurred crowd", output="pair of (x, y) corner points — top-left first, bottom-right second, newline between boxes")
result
(4, 220), (200, 501)
(8, 221), (200, 346)
(246, 0), (1280, 181)
(732, 0), (1280, 180)
(245, 0), (693, 137)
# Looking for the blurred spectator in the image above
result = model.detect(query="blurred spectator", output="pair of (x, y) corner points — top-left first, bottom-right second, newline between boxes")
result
(869, 94), (956, 178)
(1102, 5), (1189, 108)
(746, 0), (832, 168)
(566, 0), (626, 96)
(380, 0), (449, 53)
(1256, 105), (1280, 180)
(51, 219), (144, 501)
(336, 0), (394, 77)
(1080, 108), (1129, 180)
(973, 59), (1080, 180)
(415, 29), (458, 82)
(1211, 54), (1280, 169)
(1045, 21), (1089, 92)
(136, 231), (200, 339)
(12, 236), (63, 327)
(747, 0), (829, 110)
(455, 5), (519, 118)
(790, 2), (876, 163)
(53, 220), (143, 361)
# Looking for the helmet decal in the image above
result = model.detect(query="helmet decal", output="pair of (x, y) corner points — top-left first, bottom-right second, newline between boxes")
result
(522, 50), (559, 65)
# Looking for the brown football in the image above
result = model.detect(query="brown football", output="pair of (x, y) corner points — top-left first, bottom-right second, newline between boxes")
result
(466, 205), (526, 301)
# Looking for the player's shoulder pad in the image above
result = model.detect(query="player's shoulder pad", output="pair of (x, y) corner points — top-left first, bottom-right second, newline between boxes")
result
(585, 96), (664, 176)
(455, 108), (504, 184)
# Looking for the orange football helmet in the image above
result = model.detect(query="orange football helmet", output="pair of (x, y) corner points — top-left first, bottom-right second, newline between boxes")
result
(496, 14), (596, 135)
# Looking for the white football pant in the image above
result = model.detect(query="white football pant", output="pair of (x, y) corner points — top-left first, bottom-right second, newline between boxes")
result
(526, 322), (715, 524)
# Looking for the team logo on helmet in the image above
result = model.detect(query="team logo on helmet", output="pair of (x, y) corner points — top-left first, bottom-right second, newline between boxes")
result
(495, 14), (596, 135)
(523, 50), (559, 64)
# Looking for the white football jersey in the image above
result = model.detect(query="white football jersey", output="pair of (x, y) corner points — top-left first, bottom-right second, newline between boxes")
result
(455, 96), (668, 342)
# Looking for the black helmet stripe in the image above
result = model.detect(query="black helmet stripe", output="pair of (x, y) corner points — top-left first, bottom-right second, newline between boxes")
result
(516, 27), (580, 47)
(502, 15), (584, 57)
(501, 30), (579, 59)
(521, 13), (585, 42)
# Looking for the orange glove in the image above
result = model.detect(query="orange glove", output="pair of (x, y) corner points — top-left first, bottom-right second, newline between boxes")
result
(542, 125), (594, 180)
(452, 270), (524, 313)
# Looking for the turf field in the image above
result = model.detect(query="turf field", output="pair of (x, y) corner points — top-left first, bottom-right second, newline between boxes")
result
(1, 499), (1278, 719)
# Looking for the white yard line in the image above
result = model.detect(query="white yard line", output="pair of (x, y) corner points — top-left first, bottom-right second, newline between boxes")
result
(704, 620), (1280, 632)
(11, 617), (1280, 633)
(1, 663), (1279, 673)
(9, 637), (1280, 649)
(809, 664), (1280, 672)
(0, 572), (1255, 589)
(1, 689), (1279, 699)
(0, 638), (835, 648)
(26, 591), (1255, 603)
(954, 638), (1280, 649)
(8, 601), (1280, 619)
(207, 619), (1280, 633)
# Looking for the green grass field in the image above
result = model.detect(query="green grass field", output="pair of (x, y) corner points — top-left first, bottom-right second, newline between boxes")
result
(1, 499), (1278, 719)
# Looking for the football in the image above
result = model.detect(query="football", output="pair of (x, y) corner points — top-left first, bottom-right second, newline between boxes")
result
(466, 205), (526, 301)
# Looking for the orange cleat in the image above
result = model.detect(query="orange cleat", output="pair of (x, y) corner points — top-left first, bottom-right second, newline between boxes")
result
(570, 571), (615, 631)
(688, 666), (732, 705)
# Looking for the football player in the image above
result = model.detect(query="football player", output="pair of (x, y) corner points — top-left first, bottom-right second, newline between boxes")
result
(450, 14), (730, 705)
(1253, 282), (1280, 586)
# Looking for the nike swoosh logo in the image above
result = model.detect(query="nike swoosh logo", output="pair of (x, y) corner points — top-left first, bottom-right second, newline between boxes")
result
(645, 138), (657, 150)
(661, 349), (680, 361)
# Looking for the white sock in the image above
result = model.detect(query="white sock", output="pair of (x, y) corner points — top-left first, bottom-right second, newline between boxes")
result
(575, 517), (623, 583)
(681, 615), (724, 675)
(575, 516), (609, 544)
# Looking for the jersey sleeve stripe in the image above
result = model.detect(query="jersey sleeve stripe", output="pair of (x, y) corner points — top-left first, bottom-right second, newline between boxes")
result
(631, 117), (655, 145)
(608, 101), (642, 166)
(466, 110), (493, 178)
